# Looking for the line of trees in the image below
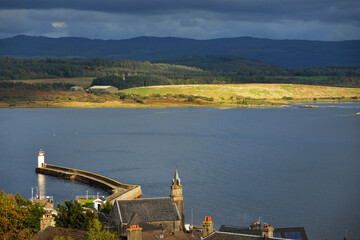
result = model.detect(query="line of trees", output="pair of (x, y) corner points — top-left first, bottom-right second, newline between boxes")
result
(1, 57), (360, 89)
(0, 191), (116, 240)
(0, 191), (45, 239)
(0, 81), (74, 90)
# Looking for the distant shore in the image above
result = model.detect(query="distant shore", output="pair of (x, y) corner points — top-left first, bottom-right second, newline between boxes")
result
(1, 83), (359, 109)
(1, 98), (359, 109)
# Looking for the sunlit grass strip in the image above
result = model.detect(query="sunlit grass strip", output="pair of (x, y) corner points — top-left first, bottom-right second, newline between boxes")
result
(121, 84), (360, 101)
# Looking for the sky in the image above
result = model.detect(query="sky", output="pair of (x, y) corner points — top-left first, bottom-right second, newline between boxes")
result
(0, 0), (359, 41)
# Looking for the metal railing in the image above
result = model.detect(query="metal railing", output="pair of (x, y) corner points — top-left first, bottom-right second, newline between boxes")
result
(75, 195), (100, 200)
(30, 195), (54, 201)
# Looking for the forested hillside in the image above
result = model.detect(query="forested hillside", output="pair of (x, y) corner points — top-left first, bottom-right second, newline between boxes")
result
(1, 57), (360, 90)
(0, 57), (202, 80)
(1, 35), (360, 67)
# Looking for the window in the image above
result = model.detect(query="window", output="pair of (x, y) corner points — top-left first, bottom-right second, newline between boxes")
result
(284, 232), (302, 240)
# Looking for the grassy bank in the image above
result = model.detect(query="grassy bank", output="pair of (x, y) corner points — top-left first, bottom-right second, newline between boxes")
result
(122, 84), (360, 102)
(1, 84), (359, 108)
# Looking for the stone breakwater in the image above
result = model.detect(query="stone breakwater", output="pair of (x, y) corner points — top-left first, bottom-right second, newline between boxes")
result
(35, 164), (142, 203)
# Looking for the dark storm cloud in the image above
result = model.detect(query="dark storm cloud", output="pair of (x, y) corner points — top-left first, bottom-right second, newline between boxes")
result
(0, 0), (359, 40)
(1, 0), (359, 23)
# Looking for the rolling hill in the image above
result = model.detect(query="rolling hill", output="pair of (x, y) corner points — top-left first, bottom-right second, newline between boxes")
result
(1, 35), (359, 67)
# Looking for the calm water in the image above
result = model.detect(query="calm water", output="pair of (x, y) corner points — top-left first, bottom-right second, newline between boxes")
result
(1, 104), (359, 240)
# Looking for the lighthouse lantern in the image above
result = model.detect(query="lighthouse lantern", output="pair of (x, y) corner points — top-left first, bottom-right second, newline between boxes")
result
(38, 149), (45, 167)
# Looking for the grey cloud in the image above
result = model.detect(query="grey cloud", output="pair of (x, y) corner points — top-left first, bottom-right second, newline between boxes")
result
(1, 8), (359, 41)
(0, 0), (359, 40)
(1, 0), (360, 23)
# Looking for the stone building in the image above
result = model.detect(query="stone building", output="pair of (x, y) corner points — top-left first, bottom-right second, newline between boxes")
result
(40, 213), (55, 230)
(107, 168), (185, 236)
(170, 168), (185, 229)
(202, 216), (214, 237)
(70, 86), (84, 91)
(87, 85), (118, 93)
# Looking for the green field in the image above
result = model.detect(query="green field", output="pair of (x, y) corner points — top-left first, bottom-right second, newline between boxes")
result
(2, 83), (360, 108)
(121, 84), (360, 102)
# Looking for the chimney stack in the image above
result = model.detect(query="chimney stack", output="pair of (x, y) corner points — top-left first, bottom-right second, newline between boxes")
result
(202, 216), (213, 237)
(127, 225), (142, 240)
(250, 221), (261, 230)
(261, 224), (274, 238)
(40, 213), (55, 230)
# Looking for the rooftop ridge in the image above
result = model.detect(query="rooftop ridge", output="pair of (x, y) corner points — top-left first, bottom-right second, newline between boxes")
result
(210, 231), (288, 240)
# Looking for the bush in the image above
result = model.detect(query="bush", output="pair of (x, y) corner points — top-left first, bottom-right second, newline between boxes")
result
(282, 96), (293, 100)
(55, 200), (96, 230)
(187, 95), (195, 102)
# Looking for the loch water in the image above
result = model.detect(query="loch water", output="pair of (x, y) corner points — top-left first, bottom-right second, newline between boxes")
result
(1, 103), (359, 240)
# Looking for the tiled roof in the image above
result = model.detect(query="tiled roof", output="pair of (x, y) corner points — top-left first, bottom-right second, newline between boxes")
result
(204, 232), (286, 240)
(32, 226), (87, 240)
(219, 225), (308, 240)
(115, 198), (181, 223)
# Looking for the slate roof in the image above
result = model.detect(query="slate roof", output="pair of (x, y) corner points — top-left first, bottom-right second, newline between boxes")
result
(219, 225), (308, 240)
(204, 232), (286, 240)
(89, 85), (116, 90)
(115, 197), (181, 223)
(32, 226), (87, 240)
(142, 229), (201, 240)
(219, 226), (261, 235)
(127, 212), (162, 232)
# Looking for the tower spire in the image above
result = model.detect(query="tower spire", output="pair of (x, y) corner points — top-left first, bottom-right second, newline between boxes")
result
(170, 167), (184, 230)
(172, 167), (181, 186)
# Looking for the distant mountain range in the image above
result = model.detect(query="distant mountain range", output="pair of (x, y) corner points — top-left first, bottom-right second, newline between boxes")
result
(0, 35), (359, 67)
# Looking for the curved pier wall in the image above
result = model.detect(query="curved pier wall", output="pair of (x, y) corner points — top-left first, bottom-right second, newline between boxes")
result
(44, 164), (134, 189)
(110, 186), (142, 202)
(35, 164), (142, 201)
(35, 167), (115, 194)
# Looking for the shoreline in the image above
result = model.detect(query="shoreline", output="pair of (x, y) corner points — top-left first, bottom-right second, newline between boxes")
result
(1, 99), (359, 109)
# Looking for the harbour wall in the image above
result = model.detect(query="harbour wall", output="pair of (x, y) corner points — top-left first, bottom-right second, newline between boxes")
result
(36, 164), (142, 203)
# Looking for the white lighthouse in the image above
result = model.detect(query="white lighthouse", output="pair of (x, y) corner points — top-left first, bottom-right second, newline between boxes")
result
(38, 149), (45, 167)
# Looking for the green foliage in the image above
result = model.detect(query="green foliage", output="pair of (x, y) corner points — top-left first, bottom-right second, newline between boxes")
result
(0, 191), (45, 240)
(0, 57), (202, 81)
(53, 236), (74, 240)
(91, 74), (172, 90)
(86, 218), (115, 240)
(282, 96), (293, 100)
(1, 56), (360, 93)
(55, 200), (96, 230)
(236, 97), (275, 106)
(98, 201), (112, 215)
(187, 95), (195, 102)
(0, 81), (74, 91)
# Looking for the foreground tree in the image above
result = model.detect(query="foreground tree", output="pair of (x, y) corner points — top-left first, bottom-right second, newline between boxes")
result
(55, 200), (96, 230)
(0, 190), (45, 240)
(99, 201), (112, 215)
(87, 218), (116, 240)
(53, 236), (74, 240)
